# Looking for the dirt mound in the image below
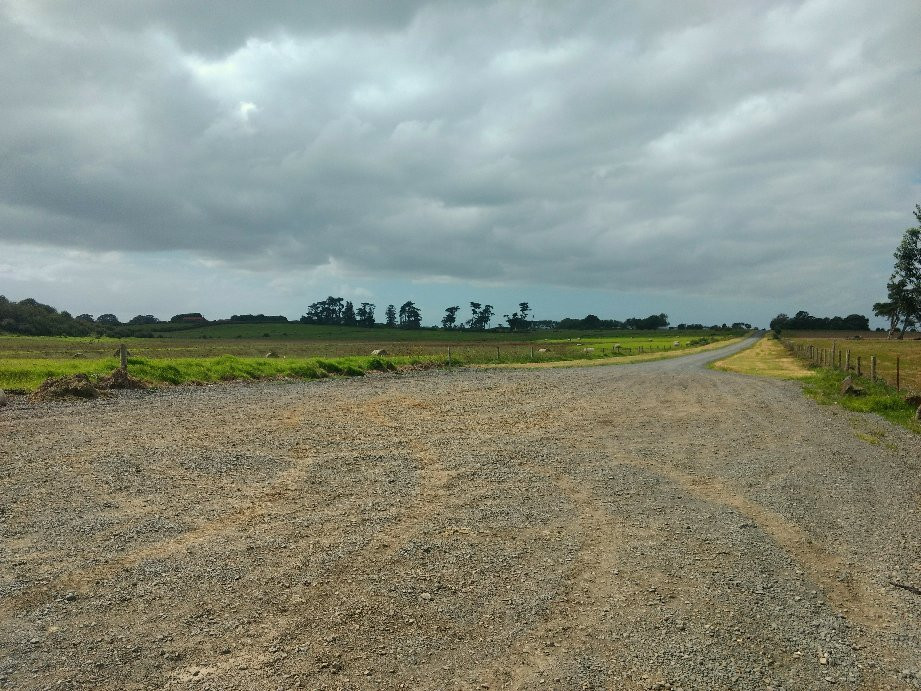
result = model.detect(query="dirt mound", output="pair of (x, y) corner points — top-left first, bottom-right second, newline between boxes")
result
(30, 374), (100, 401)
(97, 368), (147, 390)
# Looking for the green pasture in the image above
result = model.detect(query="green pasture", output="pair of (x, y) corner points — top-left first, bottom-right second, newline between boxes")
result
(0, 328), (741, 391)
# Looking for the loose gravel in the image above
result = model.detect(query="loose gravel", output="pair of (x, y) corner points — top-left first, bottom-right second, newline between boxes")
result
(1, 339), (920, 690)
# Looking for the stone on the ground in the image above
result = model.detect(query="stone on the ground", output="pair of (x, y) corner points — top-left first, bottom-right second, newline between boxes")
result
(264, 351), (280, 358)
(0, 390), (7, 407)
(839, 377), (863, 396)
(371, 349), (388, 356)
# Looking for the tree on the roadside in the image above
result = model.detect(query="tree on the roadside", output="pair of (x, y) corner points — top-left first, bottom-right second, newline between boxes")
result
(385, 304), (397, 327)
(883, 205), (921, 338)
(442, 306), (460, 329)
(398, 301), (422, 329)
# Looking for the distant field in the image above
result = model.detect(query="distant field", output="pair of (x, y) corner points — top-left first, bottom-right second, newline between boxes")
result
(0, 327), (741, 391)
(782, 331), (921, 392)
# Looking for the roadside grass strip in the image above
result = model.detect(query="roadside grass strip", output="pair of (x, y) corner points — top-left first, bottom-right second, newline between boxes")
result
(802, 368), (921, 433)
(488, 336), (746, 369)
(711, 336), (812, 379)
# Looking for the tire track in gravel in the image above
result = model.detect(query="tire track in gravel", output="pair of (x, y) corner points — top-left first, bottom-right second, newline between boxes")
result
(0, 443), (323, 618)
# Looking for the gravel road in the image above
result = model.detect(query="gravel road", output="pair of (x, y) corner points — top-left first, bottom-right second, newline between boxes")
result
(2, 339), (920, 690)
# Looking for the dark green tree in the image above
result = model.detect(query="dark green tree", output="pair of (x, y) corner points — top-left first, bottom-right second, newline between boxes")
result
(442, 306), (460, 329)
(342, 301), (357, 327)
(398, 301), (422, 329)
(356, 302), (376, 328)
(385, 304), (397, 327)
(96, 313), (121, 325)
(884, 205), (921, 338)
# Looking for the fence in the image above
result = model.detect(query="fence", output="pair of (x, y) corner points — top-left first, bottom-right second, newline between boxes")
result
(783, 338), (914, 392)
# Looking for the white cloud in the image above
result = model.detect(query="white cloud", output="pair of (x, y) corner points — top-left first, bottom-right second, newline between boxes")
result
(0, 0), (919, 324)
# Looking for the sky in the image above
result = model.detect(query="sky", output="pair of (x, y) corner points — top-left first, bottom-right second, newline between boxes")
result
(1, 1), (920, 328)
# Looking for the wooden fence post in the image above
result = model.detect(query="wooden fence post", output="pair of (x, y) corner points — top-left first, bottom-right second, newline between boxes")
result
(896, 356), (900, 391)
(496, 346), (500, 361)
(857, 356), (862, 377)
(448, 346), (451, 366)
(119, 343), (128, 371)
(845, 350), (850, 371)
(871, 355), (877, 382)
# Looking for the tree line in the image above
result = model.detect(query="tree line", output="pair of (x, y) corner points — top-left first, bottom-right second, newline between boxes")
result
(769, 311), (870, 333)
(1, 293), (709, 337)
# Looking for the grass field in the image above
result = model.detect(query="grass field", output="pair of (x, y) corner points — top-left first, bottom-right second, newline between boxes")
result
(781, 331), (921, 392)
(712, 336), (812, 379)
(0, 327), (740, 391)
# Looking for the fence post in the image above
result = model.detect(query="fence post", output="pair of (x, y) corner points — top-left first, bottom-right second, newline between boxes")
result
(448, 346), (451, 366)
(530, 345), (534, 359)
(845, 350), (850, 371)
(896, 356), (900, 391)
(871, 355), (876, 382)
(857, 356), (862, 377)
(496, 346), (500, 361)
(119, 343), (128, 371)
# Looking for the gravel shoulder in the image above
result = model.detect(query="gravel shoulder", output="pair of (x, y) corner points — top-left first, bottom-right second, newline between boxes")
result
(1, 341), (920, 690)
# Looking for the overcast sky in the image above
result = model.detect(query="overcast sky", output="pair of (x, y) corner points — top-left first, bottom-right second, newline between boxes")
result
(1, 1), (920, 327)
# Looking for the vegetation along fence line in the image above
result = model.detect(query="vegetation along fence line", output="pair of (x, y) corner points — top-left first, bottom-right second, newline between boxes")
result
(784, 339), (906, 392)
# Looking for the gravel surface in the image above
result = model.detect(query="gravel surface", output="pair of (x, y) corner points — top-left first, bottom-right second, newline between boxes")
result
(1, 338), (920, 690)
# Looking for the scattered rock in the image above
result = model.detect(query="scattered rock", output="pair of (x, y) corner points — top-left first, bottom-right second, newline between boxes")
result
(265, 351), (280, 358)
(583, 347), (595, 352)
(904, 394), (921, 407)
(30, 374), (100, 401)
(371, 349), (388, 356)
(97, 368), (147, 390)
(72, 352), (85, 359)
(0, 390), (7, 407)
(537, 348), (549, 353)
(839, 377), (863, 396)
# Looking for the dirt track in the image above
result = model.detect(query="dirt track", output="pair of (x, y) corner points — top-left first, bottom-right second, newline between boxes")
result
(2, 339), (920, 690)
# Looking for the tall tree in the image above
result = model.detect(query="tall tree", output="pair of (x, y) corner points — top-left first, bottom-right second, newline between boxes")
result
(385, 304), (397, 328)
(886, 205), (921, 338)
(356, 302), (376, 328)
(398, 301), (422, 329)
(342, 301), (357, 327)
(504, 301), (532, 331)
(466, 302), (481, 329)
(442, 305), (460, 329)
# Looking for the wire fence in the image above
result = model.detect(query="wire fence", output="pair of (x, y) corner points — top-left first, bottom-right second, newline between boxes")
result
(783, 337), (918, 392)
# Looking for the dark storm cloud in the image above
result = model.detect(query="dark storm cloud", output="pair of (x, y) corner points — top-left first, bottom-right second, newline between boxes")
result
(1, 0), (920, 306)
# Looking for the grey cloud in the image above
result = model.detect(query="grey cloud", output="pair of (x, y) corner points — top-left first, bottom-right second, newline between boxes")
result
(1, 0), (920, 309)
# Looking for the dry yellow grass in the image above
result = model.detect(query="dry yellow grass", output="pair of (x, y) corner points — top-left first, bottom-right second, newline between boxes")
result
(712, 336), (812, 379)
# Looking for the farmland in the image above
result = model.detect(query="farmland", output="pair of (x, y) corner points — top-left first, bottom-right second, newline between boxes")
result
(0, 326), (740, 391)
(780, 331), (921, 393)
